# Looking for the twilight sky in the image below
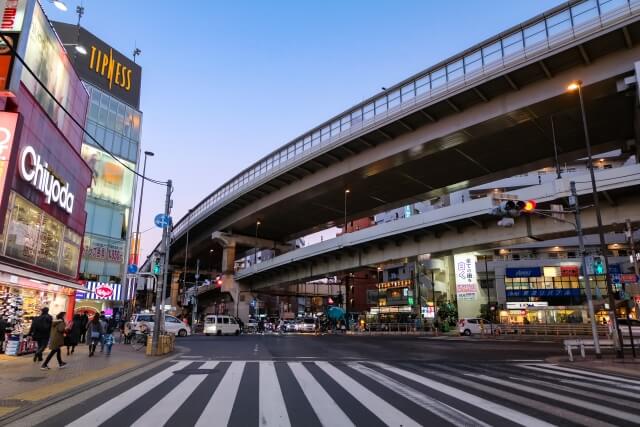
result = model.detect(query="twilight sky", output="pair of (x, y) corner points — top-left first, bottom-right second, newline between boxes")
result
(44, 0), (560, 261)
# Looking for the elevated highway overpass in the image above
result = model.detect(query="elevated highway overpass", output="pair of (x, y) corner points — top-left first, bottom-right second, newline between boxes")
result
(235, 164), (640, 289)
(170, 0), (640, 266)
(155, 0), (640, 319)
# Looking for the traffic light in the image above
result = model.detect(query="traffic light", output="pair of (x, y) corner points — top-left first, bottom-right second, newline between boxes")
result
(491, 199), (537, 218)
(152, 255), (161, 275)
(593, 256), (605, 275)
(215, 275), (223, 287)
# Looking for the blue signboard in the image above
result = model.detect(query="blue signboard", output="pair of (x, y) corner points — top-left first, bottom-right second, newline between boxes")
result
(506, 267), (542, 278)
(154, 213), (171, 228)
(127, 264), (138, 274)
(506, 289), (581, 298)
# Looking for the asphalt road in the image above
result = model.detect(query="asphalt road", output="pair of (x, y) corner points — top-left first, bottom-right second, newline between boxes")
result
(9, 334), (640, 427)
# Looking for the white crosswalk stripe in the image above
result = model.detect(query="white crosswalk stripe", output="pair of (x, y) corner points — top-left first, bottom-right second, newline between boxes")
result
(59, 360), (640, 427)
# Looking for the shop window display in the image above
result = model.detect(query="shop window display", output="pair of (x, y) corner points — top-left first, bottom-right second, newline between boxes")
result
(2, 193), (82, 277)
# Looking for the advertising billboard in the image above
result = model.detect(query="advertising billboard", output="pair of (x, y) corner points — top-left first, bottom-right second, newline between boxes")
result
(82, 235), (124, 263)
(52, 22), (142, 109)
(81, 144), (134, 207)
(20, 3), (74, 129)
(0, 112), (18, 229)
(454, 253), (478, 301)
(0, 0), (27, 95)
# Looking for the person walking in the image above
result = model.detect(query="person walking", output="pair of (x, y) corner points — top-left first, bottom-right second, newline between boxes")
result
(29, 308), (52, 363)
(0, 316), (9, 354)
(98, 314), (108, 353)
(79, 311), (89, 344)
(87, 314), (104, 357)
(65, 314), (82, 355)
(103, 317), (116, 356)
(41, 312), (67, 370)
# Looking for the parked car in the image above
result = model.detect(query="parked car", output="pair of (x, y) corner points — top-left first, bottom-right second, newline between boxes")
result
(298, 318), (316, 333)
(616, 318), (640, 337)
(282, 320), (297, 332)
(127, 314), (191, 337)
(204, 315), (241, 336)
(458, 318), (501, 336)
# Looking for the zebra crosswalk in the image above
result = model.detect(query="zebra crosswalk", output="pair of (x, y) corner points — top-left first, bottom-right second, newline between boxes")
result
(53, 359), (640, 427)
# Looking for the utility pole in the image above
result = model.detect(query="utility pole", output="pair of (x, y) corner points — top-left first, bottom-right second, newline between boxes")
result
(571, 181), (601, 357)
(483, 255), (493, 335)
(192, 258), (200, 330)
(152, 180), (172, 356)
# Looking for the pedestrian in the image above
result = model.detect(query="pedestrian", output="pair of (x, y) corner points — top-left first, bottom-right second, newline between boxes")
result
(41, 312), (67, 370)
(28, 307), (52, 363)
(87, 314), (104, 357)
(0, 316), (9, 354)
(99, 314), (108, 353)
(79, 311), (89, 344)
(103, 317), (116, 356)
(65, 314), (82, 355)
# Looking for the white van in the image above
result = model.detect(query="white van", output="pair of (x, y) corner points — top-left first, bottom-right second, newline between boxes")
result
(204, 315), (241, 336)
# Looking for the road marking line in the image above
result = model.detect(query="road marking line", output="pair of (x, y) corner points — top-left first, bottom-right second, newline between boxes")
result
(515, 376), (640, 410)
(423, 366), (616, 427)
(466, 373), (640, 424)
(66, 361), (191, 427)
(130, 362), (218, 427)
(530, 363), (640, 385)
(315, 362), (421, 427)
(195, 362), (245, 427)
(259, 362), (291, 427)
(288, 362), (354, 427)
(558, 378), (640, 398)
(348, 363), (491, 427)
(371, 362), (554, 427)
(518, 364), (640, 391)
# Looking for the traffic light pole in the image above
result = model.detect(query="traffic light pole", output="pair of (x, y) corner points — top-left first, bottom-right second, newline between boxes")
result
(570, 181), (601, 357)
(152, 179), (172, 356)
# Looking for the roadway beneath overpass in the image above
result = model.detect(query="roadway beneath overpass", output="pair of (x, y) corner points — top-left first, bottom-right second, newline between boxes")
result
(236, 164), (640, 290)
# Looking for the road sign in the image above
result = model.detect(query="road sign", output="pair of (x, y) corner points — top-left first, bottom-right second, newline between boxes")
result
(154, 213), (171, 228)
(127, 264), (138, 274)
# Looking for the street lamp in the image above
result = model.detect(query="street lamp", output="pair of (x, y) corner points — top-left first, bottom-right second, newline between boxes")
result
(133, 151), (154, 311)
(344, 189), (350, 234)
(567, 80), (623, 357)
(254, 220), (261, 266)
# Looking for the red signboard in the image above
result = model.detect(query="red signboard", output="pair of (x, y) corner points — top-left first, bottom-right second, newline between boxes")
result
(0, 112), (18, 229)
(95, 284), (113, 298)
(561, 266), (579, 277)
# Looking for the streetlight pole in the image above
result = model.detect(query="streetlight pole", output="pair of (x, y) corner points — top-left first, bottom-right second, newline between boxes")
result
(568, 80), (623, 357)
(133, 151), (154, 313)
(344, 189), (350, 234)
(182, 208), (193, 315)
(570, 181), (601, 357)
(483, 255), (493, 335)
(254, 220), (261, 266)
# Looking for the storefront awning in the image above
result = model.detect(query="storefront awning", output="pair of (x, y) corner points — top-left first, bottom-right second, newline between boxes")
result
(0, 263), (84, 291)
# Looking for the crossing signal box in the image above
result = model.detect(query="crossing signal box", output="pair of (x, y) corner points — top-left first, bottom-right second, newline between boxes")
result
(153, 256), (161, 275)
(491, 199), (537, 218)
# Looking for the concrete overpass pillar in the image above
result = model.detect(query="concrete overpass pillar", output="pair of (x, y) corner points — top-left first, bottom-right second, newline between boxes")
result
(214, 234), (254, 322)
(169, 271), (181, 315)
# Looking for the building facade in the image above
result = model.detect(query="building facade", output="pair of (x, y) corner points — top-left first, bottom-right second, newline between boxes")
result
(0, 0), (92, 354)
(53, 22), (142, 315)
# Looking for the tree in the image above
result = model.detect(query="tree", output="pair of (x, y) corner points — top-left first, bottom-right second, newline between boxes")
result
(437, 301), (458, 326)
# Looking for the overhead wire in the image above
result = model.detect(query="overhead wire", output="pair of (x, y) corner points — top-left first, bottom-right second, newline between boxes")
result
(0, 32), (168, 187)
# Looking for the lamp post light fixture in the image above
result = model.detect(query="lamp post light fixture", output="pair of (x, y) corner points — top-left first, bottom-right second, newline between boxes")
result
(344, 189), (350, 234)
(254, 220), (261, 266)
(567, 80), (624, 357)
(51, 0), (67, 11)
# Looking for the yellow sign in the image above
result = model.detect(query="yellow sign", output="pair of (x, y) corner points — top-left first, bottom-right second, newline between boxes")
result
(88, 45), (132, 91)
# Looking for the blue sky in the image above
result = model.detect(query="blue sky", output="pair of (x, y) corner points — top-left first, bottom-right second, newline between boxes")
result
(44, 0), (560, 259)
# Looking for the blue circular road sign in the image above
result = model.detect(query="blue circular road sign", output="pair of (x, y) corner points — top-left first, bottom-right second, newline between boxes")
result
(128, 264), (138, 274)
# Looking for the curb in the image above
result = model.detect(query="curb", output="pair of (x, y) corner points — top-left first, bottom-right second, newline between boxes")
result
(0, 348), (184, 425)
(545, 354), (640, 379)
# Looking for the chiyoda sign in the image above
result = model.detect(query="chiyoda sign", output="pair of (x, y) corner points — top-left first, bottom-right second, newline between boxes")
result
(454, 253), (478, 301)
(19, 145), (75, 214)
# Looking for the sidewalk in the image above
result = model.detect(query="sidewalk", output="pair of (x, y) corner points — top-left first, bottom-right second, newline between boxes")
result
(0, 341), (150, 418)
(547, 353), (640, 378)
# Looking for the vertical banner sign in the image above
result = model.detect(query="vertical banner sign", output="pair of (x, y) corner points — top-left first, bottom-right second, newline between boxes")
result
(0, 0), (27, 95)
(0, 112), (18, 228)
(454, 253), (478, 301)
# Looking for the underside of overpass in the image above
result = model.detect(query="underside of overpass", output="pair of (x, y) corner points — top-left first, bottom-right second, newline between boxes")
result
(237, 181), (640, 291)
(170, 15), (640, 271)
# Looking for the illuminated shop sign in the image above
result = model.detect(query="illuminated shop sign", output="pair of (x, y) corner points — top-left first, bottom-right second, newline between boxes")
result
(0, 0), (26, 32)
(18, 145), (75, 214)
(88, 46), (132, 91)
(454, 253), (478, 301)
(506, 267), (542, 278)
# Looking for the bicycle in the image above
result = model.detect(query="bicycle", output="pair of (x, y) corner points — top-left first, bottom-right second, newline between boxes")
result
(130, 330), (148, 351)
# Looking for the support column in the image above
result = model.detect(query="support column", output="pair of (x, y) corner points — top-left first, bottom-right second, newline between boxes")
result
(169, 271), (181, 315)
(218, 242), (252, 322)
